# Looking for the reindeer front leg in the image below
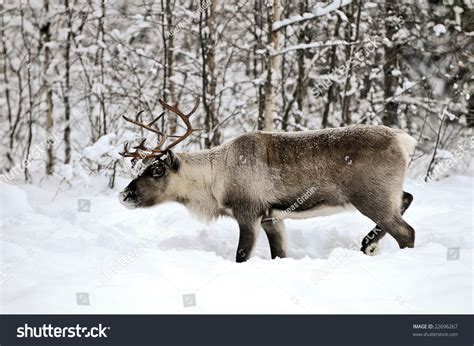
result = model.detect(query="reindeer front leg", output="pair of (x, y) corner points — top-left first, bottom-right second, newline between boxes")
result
(235, 217), (261, 263)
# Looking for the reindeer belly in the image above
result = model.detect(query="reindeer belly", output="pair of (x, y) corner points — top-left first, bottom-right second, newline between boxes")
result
(268, 185), (354, 220)
(274, 204), (355, 220)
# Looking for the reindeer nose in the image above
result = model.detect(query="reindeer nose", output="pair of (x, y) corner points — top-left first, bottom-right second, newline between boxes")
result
(119, 180), (139, 208)
(119, 189), (138, 209)
(123, 189), (136, 201)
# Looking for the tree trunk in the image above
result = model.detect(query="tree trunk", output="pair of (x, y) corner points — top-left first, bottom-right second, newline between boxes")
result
(322, 16), (341, 128)
(200, 0), (220, 148)
(262, 0), (281, 131)
(254, 0), (265, 129)
(1, 9), (13, 169)
(341, 0), (361, 126)
(98, 0), (107, 135)
(64, 0), (72, 164)
(468, 91), (474, 127)
(162, 0), (177, 133)
(41, 0), (54, 175)
(294, 0), (308, 128)
(20, 6), (34, 181)
(382, 1), (399, 126)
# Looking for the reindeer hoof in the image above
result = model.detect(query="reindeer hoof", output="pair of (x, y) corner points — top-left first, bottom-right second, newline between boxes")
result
(362, 242), (379, 256)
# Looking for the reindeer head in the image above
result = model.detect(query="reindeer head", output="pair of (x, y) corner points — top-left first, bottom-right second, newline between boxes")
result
(118, 99), (199, 209)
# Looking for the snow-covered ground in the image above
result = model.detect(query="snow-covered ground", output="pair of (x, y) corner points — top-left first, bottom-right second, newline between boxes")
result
(0, 175), (472, 314)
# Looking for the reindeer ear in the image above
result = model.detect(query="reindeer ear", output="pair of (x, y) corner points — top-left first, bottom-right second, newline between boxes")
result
(163, 150), (180, 171)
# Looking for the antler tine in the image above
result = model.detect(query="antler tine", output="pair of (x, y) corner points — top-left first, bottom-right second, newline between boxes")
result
(120, 142), (138, 159)
(120, 142), (161, 160)
(158, 98), (200, 119)
(186, 98), (200, 117)
(157, 98), (200, 151)
(147, 111), (165, 127)
(119, 142), (129, 157)
(122, 114), (165, 137)
(133, 138), (148, 150)
(119, 140), (147, 159)
(122, 110), (169, 158)
(157, 132), (167, 147)
(145, 133), (168, 154)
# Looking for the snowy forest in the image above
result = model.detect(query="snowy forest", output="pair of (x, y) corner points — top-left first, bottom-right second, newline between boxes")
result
(0, 0), (472, 185)
(0, 0), (473, 315)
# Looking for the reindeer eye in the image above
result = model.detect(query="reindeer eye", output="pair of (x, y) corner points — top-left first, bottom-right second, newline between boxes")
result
(152, 165), (165, 178)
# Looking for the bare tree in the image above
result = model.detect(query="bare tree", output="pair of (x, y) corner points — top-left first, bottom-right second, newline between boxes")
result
(200, 0), (220, 147)
(97, 0), (107, 135)
(40, 0), (54, 175)
(382, 1), (400, 126)
(63, 0), (72, 164)
(20, 5), (34, 181)
(254, 0), (265, 129)
(1, 8), (14, 169)
(161, 0), (177, 133)
(341, 0), (362, 126)
(262, 0), (281, 131)
(322, 16), (342, 128)
(294, 0), (309, 127)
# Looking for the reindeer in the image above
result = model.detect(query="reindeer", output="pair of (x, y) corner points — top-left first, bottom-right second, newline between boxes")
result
(119, 99), (416, 262)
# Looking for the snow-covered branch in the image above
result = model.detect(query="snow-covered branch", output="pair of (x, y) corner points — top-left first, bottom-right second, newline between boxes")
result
(272, 0), (352, 32)
(272, 39), (362, 56)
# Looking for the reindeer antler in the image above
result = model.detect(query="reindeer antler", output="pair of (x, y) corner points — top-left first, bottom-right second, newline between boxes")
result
(157, 98), (199, 151)
(120, 98), (199, 160)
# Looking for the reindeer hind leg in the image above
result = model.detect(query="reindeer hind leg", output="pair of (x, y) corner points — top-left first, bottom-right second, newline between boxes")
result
(261, 215), (287, 259)
(357, 191), (414, 255)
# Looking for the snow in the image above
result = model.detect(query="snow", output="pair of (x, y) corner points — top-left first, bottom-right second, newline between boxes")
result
(0, 175), (472, 314)
(82, 133), (118, 160)
(435, 149), (454, 160)
(433, 24), (447, 36)
(276, 39), (355, 56)
(273, 0), (352, 31)
(391, 68), (401, 76)
(60, 164), (74, 181)
(363, 2), (379, 9)
(335, 10), (348, 22)
(0, 184), (33, 220)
